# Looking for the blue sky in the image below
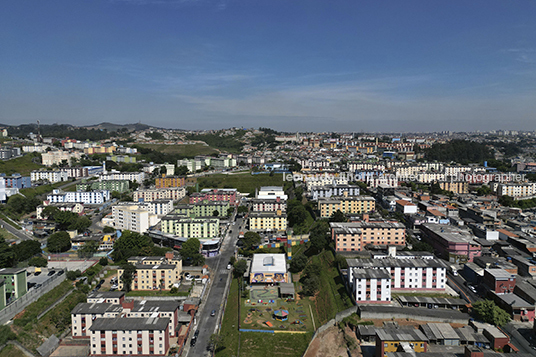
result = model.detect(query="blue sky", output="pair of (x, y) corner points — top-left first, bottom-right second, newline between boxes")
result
(1, 0), (535, 132)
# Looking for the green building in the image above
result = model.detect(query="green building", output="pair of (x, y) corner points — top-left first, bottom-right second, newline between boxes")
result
(175, 200), (230, 218)
(0, 268), (27, 303)
(77, 180), (130, 193)
(0, 280), (6, 310)
(161, 213), (219, 239)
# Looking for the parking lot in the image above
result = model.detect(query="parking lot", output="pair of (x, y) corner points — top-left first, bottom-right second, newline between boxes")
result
(27, 269), (64, 289)
(47, 260), (97, 273)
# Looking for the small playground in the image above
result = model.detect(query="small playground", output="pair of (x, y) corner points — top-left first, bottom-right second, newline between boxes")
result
(241, 289), (314, 332)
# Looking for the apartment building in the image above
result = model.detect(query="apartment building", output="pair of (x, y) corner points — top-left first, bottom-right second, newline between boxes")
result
(347, 257), (447, 294)
(309, 184), (360, 201)
(84, 145), (116, 155)
(330, 220), (406, 252)
(256, 186), (288, 200)
(155, 176), (185, 189)
(0, 268), (27, 301)
(133, 187), (186, 202)
(160, 214), (220, 238)
(47, 189), (110, 205)
(250, 197), (286, 212)
(420, 223), (481, 263)
(496, 182), (536, 198)
(71, 302), (123, 338)
(248, 211), (288, 232)
(177, 158), (204, 172)
(118, 254), (182, 291)
(189, 189), (237, 205)
(350, 268), (392, 303)
(89, 317), (170, 356)
(1, 174), (31, 189)
(100, 171), (145, 184)
(483, 269), (516, 294)
(319, 195), (375, 218)
(305, 177), (349, 191)
(78, 180), (130, 193)
(41, 150), (81, 166)
(175, 200), (230, 218)
(36, 202), (84, 219)
(31, 170), (69, 183)
(112, 204), (159, 234)
(439, 181), (469, 194)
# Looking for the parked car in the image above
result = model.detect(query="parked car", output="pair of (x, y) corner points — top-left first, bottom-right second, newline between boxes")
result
(227, 264), (232, 270)
(211, 309), (216, 317)
(57, 270), (64, 276)
(47, 270), (56, 276)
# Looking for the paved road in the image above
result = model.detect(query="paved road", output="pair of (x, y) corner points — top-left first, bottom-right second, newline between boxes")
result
(0, 218), (33, 241)
(187, 217), (244, 357)
(446, 272), (480, 304)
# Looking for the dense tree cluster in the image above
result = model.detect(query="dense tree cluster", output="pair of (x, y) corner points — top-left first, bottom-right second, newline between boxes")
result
(472, 300), (511, 326)
(47, 231), (72, 253)
(111, 230), (169, 263)
(42, 206), (92, 231)
(180, 238), (205, 266)
(0, 236), (42, 268)
(424, 140), (492, 164)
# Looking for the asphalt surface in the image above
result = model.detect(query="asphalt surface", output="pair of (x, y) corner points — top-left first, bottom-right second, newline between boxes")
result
(186, 216), (243, 357)
(446, 272), (480, 304)
(0, 218), (33, 241)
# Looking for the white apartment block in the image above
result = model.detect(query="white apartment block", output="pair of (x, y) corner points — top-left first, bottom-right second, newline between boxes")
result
(310, 184), (360, 201)
(31, 170), (69, 183)
(89, 318), (170, 356)
(347, 162), (386, 171)
(36, 202), (84, 219)
(22, 144), (48, 153)
(347, 258), (447, 294)
(351, 268), (392, 303)
(416, 172), (446, 184)
(100, 171), (145, 184)
(47, 189), (110, 205)
(305, 177), (349, 191)
(112, 204), (159, 234)
(142, 163), (175, 176)
(132, 187), (186, 202)
(250, 198), (286, 212)
(177, 158), (204, 172)
(365, 176), (399, 188)
(41, 150), (82, 166)
(496, 182), (536, 198)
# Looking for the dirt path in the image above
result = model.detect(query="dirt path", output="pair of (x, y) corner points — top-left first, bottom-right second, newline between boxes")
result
(304, 325), (361, 357)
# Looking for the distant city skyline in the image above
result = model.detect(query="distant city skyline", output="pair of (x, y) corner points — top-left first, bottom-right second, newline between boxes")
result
(1, 0), (535, 132)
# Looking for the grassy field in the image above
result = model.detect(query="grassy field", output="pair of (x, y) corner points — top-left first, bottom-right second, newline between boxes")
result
(217, 279), (313, 357)
(19, 181), (65, 199)
(0, 226), (18, 241)
(0, 153), (42, 176)
(138, 143), (219, 158)
(0, 344), (26, 357)
(310, 250), (353, 325)
(240, 332), (312, 357)
(197, 173), (284, 195)
(216, 278), (240, 357)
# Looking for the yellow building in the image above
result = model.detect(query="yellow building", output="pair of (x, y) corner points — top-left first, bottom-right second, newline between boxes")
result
(248, 210), (287, 232)
(84, 146), (116, 155)
(118, 253), (182, 291)
(155, 175), (186, 188)
(319, 195), (375, 218)
(439, 181), (469, 194)
(375, 328), (428, 357)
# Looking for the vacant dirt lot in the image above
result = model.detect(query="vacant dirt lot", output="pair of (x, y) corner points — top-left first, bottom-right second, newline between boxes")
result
(304, 325), (361, 357)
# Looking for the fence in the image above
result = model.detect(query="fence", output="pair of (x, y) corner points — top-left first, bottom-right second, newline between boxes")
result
(0, 272), (66, 325)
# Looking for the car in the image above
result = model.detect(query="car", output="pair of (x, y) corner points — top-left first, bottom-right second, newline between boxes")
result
(227, 264), (232, 270)
(190, 337), (197, 347)
(99, 279), (105, 285)
(195, 275), (200, 279)
(57, 270), (64, 276)
(211, 309), (216, 317)
(47, 270), (56, 276)
(194, 330), (199, 338)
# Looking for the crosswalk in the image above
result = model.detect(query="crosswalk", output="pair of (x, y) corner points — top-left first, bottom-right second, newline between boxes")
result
(219, 268), (231, 275)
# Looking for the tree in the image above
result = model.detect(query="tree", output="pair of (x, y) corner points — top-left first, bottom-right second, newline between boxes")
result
(233, 259), (248, 278)
(301, 275), (320, 296)
(103, 226), (116, 233)
(212, 210), (220, 217)
(242, 231), (261, 250)
(289, 253), (308, 273)
(180, 238), (205, 266)
(70, 216), (91, 232)
(121, 263), (137, 292)
(287, 199), (308, 227)
(237, 205), (248, 215)
(12, 239), (42, 261)
(41, 206), (60, 220)
(0, 237), (16, 268)
(308, 221), (330, 253)
(498, 195), (514, 207)
(175, 165), (189, 176)
(472, 300), (511, 326)
(28, 256), (48, 267)
(66, 270), (82, 281)
(53, 211), (78, 230)
(476, 185), (492, 196)
(78, 240), (99, 258)
(99, 257), (109, 266)
(329, 209), (347, 223)
(208, 333), (224, 352)
(47, 231), (72, 253)
(111, 230), (154, 262)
